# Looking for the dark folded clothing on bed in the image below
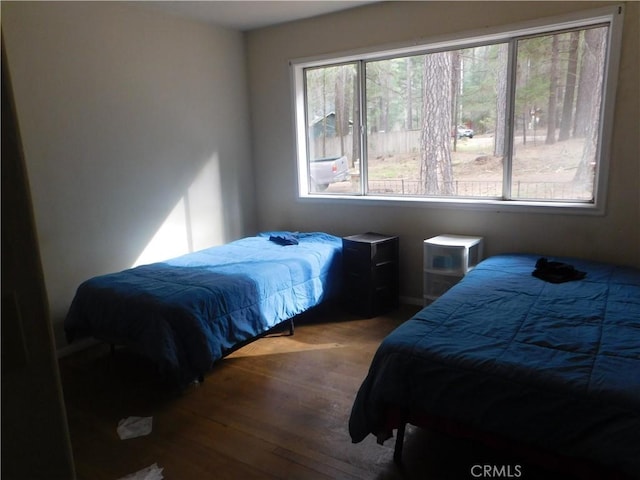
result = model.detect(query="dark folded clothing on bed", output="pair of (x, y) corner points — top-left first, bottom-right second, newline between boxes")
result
(269, 232), (299, 245)
(532, 257), (586, 283)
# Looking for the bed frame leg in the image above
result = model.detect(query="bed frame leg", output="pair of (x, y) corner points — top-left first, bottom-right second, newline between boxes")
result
(394, 422), (406, 465)
(288, 319), (294, 336)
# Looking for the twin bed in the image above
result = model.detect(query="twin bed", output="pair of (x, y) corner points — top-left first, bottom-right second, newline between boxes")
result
(349, 254), (640, 478)
(66, 235), (639, 476)
(65, 232), (342, 385)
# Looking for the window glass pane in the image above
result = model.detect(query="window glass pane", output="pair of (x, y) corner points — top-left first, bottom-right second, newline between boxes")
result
(294, 10), (618, 209)
(365, 45), (506, 197)
(304, 64), (360, 194)
(512, 26), (608, 201)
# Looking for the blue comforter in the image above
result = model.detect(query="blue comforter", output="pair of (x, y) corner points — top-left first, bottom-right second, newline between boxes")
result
(349, 254), (640, 476)
(65, 232), (342, 384)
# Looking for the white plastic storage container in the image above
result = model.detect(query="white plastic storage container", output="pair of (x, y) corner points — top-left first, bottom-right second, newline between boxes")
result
(423, 235), (484, 304)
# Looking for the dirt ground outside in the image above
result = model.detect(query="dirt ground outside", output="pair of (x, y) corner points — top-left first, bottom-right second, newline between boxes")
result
(326, 134), (593, 200)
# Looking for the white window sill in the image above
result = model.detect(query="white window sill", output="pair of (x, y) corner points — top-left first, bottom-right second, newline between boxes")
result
(297, 193), (604, 216)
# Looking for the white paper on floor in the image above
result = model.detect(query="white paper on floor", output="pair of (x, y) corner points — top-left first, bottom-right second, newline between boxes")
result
(117, 416), (153, 440)
(117, 462), (163, 480)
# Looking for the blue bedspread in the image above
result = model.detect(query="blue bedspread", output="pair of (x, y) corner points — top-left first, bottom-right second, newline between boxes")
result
(65, 232), (342, 384)
(349, 254), (640, 476)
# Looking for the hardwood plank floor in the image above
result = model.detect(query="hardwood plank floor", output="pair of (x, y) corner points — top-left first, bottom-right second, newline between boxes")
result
(59, 304), (575, 480)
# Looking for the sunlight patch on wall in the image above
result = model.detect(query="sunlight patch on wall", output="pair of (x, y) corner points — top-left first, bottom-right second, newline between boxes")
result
(133, 153), (224, 267)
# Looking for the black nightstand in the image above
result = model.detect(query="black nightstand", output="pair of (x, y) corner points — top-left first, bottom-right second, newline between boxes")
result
(342, 232), (399, 317)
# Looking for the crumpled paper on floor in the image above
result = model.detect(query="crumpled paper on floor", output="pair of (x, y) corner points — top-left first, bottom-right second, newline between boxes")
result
(117, 463), (163, 480)
(117, 416), (153, 440)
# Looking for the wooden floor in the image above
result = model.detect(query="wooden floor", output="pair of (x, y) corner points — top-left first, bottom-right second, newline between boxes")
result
(59, 304), (574, 480)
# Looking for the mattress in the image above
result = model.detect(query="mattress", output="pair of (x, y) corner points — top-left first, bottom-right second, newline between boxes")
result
(65, 232), (343, 384)
(349, 254), (640, 476)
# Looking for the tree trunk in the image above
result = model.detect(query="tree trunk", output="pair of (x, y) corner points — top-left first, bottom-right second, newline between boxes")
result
(420, 51), (454, 195)
(545, 35), (559, 145)
(335, 67), (346, 155)
(451, 50), (461, 153)
(321, 70), (327, 157)
(574, 27), (606, 187)
(406, 57), (413, 130)
(574, 29), (602, 137)
(351, 72), (359, 169)
(494, 43), (508, 157)
(379, 65), (390, 133)
(558, 31), (580, 141)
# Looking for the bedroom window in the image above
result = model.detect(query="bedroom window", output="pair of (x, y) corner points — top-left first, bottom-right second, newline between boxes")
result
(291, 6), (623, 212)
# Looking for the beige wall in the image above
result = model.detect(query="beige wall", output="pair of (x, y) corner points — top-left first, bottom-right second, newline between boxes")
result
(246, 1), (640, 301)
(2, 1), (256, 349)
(1, 1), (638, 352)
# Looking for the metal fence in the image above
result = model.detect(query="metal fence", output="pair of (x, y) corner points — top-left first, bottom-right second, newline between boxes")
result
(366, 179), (592, 201)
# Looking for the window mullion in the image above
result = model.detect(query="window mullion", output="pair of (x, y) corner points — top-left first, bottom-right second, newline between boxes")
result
(503, 39), (518, 200)
(358, 60), (368, 196)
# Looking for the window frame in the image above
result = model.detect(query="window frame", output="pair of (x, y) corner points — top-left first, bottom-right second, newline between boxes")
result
(290, 5), (624, 214)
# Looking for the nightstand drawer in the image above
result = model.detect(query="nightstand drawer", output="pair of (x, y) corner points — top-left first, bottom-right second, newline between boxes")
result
(342, 232), (399, 317)
(343, 241), (370, 260)
(343, 249), (370, 273)
(344, 258), (396, 284)
(371, 239), (397, 265)
(343, 282), (398, 318)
